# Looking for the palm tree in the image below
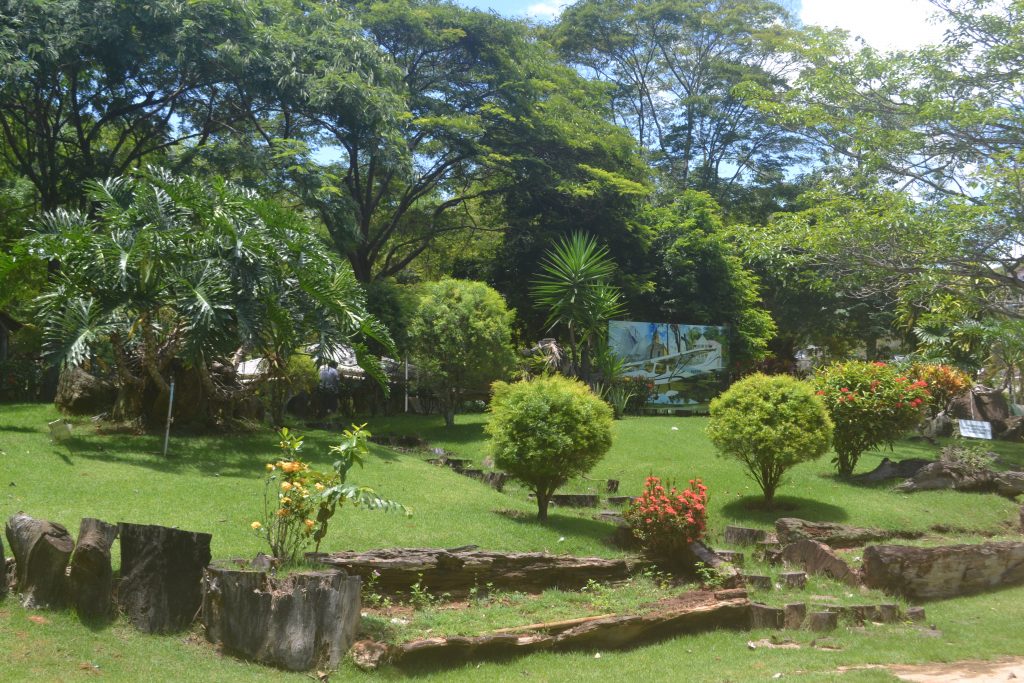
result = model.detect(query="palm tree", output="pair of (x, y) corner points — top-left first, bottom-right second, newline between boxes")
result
(30, 168), (392, 426)
(530, 233), (624, 378)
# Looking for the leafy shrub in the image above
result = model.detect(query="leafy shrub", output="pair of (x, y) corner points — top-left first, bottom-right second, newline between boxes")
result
(815, 361), (931, 476)
(910, 362), (971, 416)
(486, 375), (613, 520)
(252, 426), (407, 563)
(940, 442), (996, 475)
(408, 279), (517, 426)
(624, 476), (708, 562)
(0, 357), (43, 402)
(707, 373), (832, 504)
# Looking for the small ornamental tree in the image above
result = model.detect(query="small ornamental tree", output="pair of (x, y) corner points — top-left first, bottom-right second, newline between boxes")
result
(910, 362), (971, 417)
(408, 279), (517, 427)
(815, 361), (931, 476)
(624, 476), (708, 563)
(707, 374), (832, 506)
(486, 376), (613, 521)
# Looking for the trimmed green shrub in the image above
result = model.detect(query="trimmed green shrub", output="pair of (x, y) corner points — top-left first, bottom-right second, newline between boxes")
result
(815, 361), (931, 476)
(486, 375), (613, 520)
(707, 373), (832, 505)
(408, 279), (517, 426)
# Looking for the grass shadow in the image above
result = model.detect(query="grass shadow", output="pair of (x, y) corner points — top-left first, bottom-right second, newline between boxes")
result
(0, 425), (40, 433)
(720, 495), (849, 526)
(497, 509), (624, 549)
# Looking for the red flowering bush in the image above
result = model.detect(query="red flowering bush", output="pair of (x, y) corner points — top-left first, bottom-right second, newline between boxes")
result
(815, 361), (932, 476)
(625, 476), (708, 561)
(910, 363), (971, 417)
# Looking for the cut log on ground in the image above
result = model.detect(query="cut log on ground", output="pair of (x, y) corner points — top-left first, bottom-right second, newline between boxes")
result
(780, 540), (860, 587)
(724, 526), (768, 546)
(861, 541), (1024, 600)
(69, 518), (118, 620)
(775, 518), (921, 547)
(896, 461), (1024, 499)
(202, 567), (361, 671)
(808, 611), (838, 632)
(781, 572), (807, 589)
(784, 603), (806, 629)
(688, 541), (743, 587)
(850, 457), (932, 483)
(376, 589), (750, 670)
(307, 547), (650, 597)
(5, 513), (74, 608)
(118, 522), (212, 633)
(750, 603), (783, 629)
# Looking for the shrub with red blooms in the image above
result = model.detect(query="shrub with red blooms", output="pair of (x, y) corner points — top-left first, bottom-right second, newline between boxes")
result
(815, 361), (932, 477)
(909, 362), (971, 417)
(625, 476), (708, 561)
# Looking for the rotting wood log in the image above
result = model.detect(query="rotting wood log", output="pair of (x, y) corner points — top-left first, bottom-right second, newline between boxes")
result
(861, 541), (1024, 600)
(780, 540), (860, 587)
(375, 589), (751, 670)
(118, 522), (211, 633)
(490, 614), (617, 635)
(784, 603), (806, 629)
(202, 567), (361, 671)
(724, 526), (767, 546)
(775, 518), (921, 548)
(307, 547), (651, 597)
(69, 518), (118, 620)
(896, 461), (1024, 499)
(808, 611), (838, 632)
(5, 513), (74, 608)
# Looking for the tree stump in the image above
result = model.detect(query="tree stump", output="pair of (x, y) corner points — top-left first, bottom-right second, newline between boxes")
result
(878, 604), (900, 624)
(744, 574), (772, 591)
(724, 526), (767, 546)
(906, 606), (926, 622)
(714, 550), (744, 565)
(784, 603), (806, 629)
(5, 513), (74, 608)
(118, 522), (211, 633)
(69, 518), (118, 620)
(780, 539), (860, 587)
(850, 605), (880, 624)
(750, 603), (784, 629)
(202, 567), (361, 671)
(808, 611), (838, 632)
(781, 572), (807, 589)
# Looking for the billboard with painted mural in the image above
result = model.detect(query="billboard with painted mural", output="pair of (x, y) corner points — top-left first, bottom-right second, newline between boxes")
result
(608, 320), (728, 407)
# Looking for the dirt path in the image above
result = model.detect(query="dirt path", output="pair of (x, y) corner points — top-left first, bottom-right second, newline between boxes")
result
(843, 657), (1024, 682)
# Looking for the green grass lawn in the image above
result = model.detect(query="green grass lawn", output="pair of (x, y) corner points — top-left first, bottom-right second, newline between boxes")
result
(1, 402), (1023, 682)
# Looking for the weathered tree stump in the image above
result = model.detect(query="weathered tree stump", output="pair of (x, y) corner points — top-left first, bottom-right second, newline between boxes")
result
(775, 518), (919, 547)
(607, 496), (635, 506)
(850, 605), (880, 624)
(69, 518), (118, 620)
(606, 480), (620, 494)
(5, 513), (74, 608)
(724, 526), (767, 546)
(118, 522), (212, 633)
(307, 547), (648, 597)
(906, 606), (926, 622)
(784, 603), (806, 629)
(714, 550), (744, 565)
(550, 493), (600, 508)
(861, 541), (1024, 600)
(744, 574), (772, 591)
(750, 603), (783, 629)
(202, 567), (361, 671)
(878, 604), (900, 623)
(780, 540), (860, 587)
(850, 457), (932, 483)
(780, 571), (807, 589)
(808, 611), (838, 632)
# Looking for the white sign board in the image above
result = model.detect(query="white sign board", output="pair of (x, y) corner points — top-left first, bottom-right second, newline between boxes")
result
(958, 419), (993, 440)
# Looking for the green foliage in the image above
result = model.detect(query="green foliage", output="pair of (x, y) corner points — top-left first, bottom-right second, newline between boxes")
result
(707, 373), (832, 504)
(407, 279), (517, 426)
(814, 362), (931, 476)
(531, 233), (624, 377)
(254, 426), (407, 564)
(909, 362), (971, 417)
(486, 375), (613, 520)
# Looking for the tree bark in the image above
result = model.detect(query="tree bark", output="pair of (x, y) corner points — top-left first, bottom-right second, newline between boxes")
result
(69, 518), (118, 621)
(202, 567), (361, 672)
(118, 522), (212, 633)
(4, 513), (74, 608)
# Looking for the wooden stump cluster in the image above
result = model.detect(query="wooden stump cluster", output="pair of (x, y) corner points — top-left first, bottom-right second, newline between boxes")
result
(5, 513), (75, 609)
(69, 518), (118, 620)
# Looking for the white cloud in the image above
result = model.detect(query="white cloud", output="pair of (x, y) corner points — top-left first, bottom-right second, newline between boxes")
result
(526, 0), (567, 19)
(800, 0), (949, 52)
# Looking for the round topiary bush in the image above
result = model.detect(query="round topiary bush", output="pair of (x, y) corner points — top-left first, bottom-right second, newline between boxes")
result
(486, 375), (613, 521)
(706, 373), (832, 505)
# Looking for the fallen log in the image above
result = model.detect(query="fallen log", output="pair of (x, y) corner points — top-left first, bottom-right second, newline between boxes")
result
(861, 541), (1024, 600)
(780, 540), (860, 587)
(850, 457), (931, 483)
(724, 526), (768, 546)
(896, 461), (1024, 499)
(69, 518), (118, 620)
(202, 567), (361, 671)
(775, 518), (921, 548)
(307, 547), (649, 597)
(490, 614), (616, 635)
(118, 522), (211, 633)
(366, 589), (750, 670)
(5, 513), (74, 608)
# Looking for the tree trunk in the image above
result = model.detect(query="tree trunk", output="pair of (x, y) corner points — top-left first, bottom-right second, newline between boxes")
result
(202, 567), (361, 671)
(69, 518), (118, 621)
(118, 522), (212, 633)
(4, 513), (74, 608)
(536, 489), (551, 521)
